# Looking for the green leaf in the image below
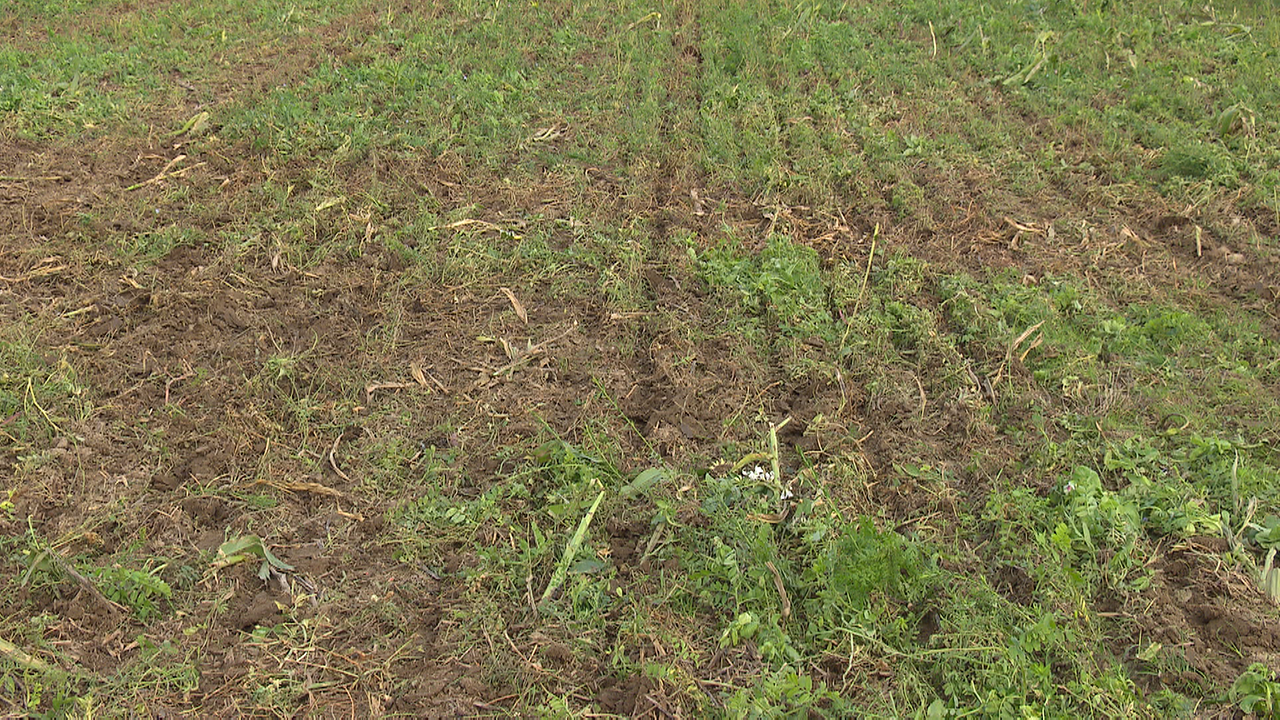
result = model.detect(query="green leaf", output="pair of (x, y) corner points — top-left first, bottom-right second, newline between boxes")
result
(568, 558), (607, 574)
(539, 490), (606, 610)
(217, 536), (262, 558)
(213, 535), (292, 573)
(1253, 516), (1280, 549)
(620, 467), (666, 499)
(258, 545), (294, 572)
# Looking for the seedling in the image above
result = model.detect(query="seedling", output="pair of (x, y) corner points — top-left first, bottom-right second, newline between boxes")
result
(719, 611), (760, 648)
(213, 535), (295, 584)
(1249, 516), (1280, 550)
(538, 489), (605, 611)
(1261, 549), (1280, 605)
(83, 563), (172, 621)
(1232, 664), (1280, 717)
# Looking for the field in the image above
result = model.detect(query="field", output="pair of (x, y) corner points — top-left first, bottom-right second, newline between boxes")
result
(3, 0), (1280, 716)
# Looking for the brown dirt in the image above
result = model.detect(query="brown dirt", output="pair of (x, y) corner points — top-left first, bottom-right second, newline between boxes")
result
(0, 129), (778, 716)
(1103, 537), (1280, 700)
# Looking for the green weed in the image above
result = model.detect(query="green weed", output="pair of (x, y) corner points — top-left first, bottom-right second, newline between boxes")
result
(0, 327), (88, 441)
(213, 534), (295, 582)
(1232, 663), (1280, 718)
(82, 563), (172, 622)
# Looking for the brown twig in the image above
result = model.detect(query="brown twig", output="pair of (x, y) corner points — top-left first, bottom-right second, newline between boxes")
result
(424, 369), (449, 395)
(364, 381), (418, 404)
(125, 155), (207, 191)
(850, 224), (879, 317)
(42, 550), (128, 616)
(268, 478), (344, 499)
(499, 287), (528, 324)
(473, 322), (579, 387)
(644, 694), (676, 719)
(0, 264), (68, 283)
(329, 433), (352, 483)
(164, 371), (194, 405)
(0, 174), (66, 182)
